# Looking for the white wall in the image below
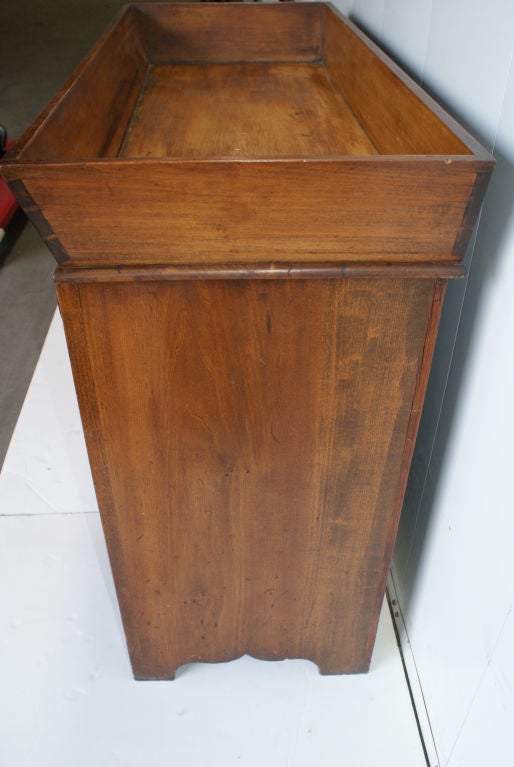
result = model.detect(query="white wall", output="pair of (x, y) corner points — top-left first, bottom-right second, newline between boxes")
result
(328, 1), (514, 765)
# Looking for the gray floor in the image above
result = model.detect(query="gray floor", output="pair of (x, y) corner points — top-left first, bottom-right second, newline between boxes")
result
(0, 1), (139, 467)
(0, 228), (55, 464)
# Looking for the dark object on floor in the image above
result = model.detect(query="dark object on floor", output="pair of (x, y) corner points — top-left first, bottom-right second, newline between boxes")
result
(0, 208), (27, 264)
(0, 126), (25, 264)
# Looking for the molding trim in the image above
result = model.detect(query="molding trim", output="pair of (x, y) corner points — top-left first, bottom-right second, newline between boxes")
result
(54, 261), (466, 284)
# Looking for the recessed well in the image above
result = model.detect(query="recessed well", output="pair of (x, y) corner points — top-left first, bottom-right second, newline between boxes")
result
(120, 63), (377, 159)
(1, 3), (491, 267)
(16, 3), (472, 163)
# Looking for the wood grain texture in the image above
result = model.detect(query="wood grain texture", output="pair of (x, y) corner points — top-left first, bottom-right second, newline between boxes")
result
(362, 279), (446, 663)
(57, 276), (435, 678)
(21, 7), (148, 162)
(323, 5), (472, 156)
(53, 261), (466, 283)
(0, 2), (493, 268)
(453, 169), (495, 254)
(121, 63), (377, 159)
(10, 159), (486, 266)
(133, 2), (323, 64)
(7, 180), (69, 263)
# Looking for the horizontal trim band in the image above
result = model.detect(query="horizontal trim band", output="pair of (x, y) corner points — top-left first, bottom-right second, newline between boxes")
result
(54, 261), (466, 283)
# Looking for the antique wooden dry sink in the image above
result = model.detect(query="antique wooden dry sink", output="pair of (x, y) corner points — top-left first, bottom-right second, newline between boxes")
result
(1, 3), (493, 679)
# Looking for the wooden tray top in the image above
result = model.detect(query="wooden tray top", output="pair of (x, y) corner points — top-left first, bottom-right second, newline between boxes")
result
(0, 3), (493, 269)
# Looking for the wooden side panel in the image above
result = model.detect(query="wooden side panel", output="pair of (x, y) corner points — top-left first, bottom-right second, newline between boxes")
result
(14, 159), (481, 265)
(21, 9), (148, 162)
(57, 276), (435, 678)
(323, 7), (471, 155)
(133, 3), (323, 64)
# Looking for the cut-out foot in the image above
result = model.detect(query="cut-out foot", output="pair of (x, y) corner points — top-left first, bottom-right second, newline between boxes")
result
(130, 651), (372, 680)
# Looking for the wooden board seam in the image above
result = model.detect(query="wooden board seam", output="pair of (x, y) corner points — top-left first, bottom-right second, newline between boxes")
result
(453, 169), (493, 255)
(8, 179), (70, 263)
(117, 63), (153, 158)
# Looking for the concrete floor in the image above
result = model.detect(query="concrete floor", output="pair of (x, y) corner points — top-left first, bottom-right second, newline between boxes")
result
(0, 228), (55, 464)
(0, 1), (142, 466)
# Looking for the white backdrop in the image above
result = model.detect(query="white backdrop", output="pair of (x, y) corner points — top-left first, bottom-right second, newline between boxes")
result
(325, 1), (514, 765)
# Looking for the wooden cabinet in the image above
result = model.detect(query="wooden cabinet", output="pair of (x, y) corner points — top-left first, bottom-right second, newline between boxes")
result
(1, 3), (493, 679)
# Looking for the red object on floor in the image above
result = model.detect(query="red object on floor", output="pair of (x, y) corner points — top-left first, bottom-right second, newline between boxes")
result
(0, 139), (18, 237)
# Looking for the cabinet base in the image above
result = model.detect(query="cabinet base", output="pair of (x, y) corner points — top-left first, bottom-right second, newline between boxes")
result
(131, 653), (372, 682)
